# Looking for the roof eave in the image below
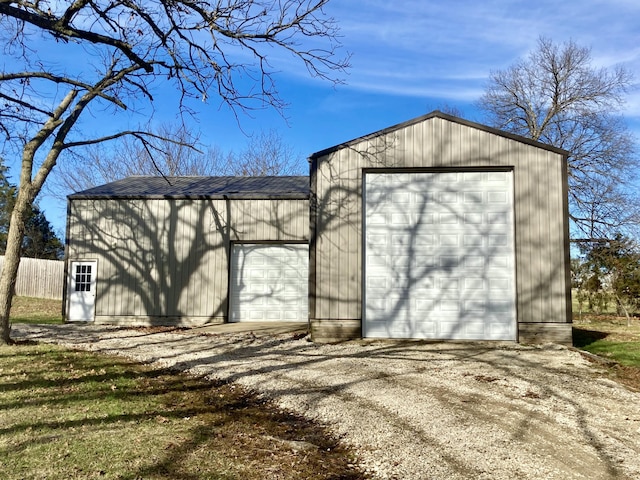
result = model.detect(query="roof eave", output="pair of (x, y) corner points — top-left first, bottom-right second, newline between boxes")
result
(68, 193), (310, 201)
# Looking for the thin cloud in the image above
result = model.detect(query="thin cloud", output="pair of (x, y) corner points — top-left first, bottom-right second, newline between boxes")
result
(323, 0), (640, 101)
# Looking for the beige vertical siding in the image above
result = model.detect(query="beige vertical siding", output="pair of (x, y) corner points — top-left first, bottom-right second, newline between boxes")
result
(67, 197), (308, 324)
(311, 114), (571, 328)
(229, 199), (309, 241)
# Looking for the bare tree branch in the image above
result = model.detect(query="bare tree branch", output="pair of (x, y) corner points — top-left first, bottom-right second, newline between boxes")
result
(478, 36), (638, 239)
(0, 0), (348, 344)
(0, 2), (154, 71)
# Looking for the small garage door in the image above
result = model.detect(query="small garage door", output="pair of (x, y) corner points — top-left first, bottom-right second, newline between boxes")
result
(364, 171), (516, 340)
(229, 244), (308, 322)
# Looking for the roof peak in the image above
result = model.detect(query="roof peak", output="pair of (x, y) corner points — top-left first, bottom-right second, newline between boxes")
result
(309, 110), (569, 159)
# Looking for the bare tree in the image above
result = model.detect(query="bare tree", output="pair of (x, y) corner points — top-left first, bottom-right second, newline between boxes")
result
(0, 0), (348, 344)
(478, 37), (638, 239)
(223, 129), (306, 176)
(52, 126), (305, 196)
(51, 124), (224, 194)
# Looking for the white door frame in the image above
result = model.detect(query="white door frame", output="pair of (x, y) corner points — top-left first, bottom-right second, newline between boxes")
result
(67, 260), (97, 322)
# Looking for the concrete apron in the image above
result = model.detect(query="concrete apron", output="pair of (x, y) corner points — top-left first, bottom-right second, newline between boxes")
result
(191, 322), (308, 337)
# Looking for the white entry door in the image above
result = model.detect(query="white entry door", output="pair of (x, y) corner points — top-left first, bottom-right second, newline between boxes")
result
(364, 171), (516, 340)
(229, 244), (308, 322)
(67, 260), (97, 321)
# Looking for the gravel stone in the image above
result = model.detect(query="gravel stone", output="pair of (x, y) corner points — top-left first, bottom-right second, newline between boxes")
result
(13, 324), (640, 480)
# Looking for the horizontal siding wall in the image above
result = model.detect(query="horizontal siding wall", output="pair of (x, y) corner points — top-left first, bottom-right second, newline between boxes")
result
(312, 116), (570, 326)
(67, 197), (308, 324)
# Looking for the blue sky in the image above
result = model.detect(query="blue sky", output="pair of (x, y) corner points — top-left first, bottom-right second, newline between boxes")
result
(27, 0), (640, 234)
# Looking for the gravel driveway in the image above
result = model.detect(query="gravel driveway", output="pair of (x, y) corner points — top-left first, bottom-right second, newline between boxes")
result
(12, 324), (640, 480)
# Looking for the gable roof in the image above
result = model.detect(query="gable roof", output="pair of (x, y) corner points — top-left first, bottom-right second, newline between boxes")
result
(69, 175), (310, 200)
(308, 110), (569, 160)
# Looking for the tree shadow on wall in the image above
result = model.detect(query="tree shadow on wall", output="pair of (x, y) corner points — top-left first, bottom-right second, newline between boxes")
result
(66, 187), (309, 325)
(310, 115), (571, 341)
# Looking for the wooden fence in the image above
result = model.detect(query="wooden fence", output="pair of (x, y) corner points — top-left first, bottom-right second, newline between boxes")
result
(0, 256), (64, 300)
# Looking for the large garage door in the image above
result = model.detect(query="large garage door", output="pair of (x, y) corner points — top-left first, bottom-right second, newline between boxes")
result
(364, 171), (516, 340)
(229, 244), (308, 322)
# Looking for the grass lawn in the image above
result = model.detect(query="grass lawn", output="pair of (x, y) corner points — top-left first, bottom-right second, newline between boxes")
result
(0, 342), (366, 480)
(3, 297), (365, 479)
(573, 315), (640, 390)
(10, 296), (63, 324)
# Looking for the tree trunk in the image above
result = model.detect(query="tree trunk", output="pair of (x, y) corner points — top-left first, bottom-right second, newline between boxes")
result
(614, 294), (632, 328)
(0, 196), (28, 345)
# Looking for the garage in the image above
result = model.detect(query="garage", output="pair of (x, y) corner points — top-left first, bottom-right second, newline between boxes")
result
(363, 171), (516, 340)
(229, 243), (309, 322)
(64, 111), (572, 343)
(309, 111), (572, 344)
(65, 176), (309, 326)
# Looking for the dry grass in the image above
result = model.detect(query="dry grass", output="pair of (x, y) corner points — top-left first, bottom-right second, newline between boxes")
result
(10, 296), (62, 324)
(0, 342), (367, 480)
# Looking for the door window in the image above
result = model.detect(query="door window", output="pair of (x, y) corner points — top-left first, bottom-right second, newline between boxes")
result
(74, 264), (92, 292)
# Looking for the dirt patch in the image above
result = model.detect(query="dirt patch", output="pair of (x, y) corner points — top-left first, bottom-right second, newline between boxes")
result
(13, 324), (640, 480)
(613, 364), (640, 391)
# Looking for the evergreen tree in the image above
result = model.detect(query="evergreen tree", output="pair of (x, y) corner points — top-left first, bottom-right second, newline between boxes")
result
(0, 159), (63, 259)
(0, 162), (17, 249)
(21, 206), (64, 260)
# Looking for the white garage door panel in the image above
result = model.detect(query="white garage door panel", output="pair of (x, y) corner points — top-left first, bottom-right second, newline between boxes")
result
(230, 244), (308, 322)
(364, 171), (516, 340)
